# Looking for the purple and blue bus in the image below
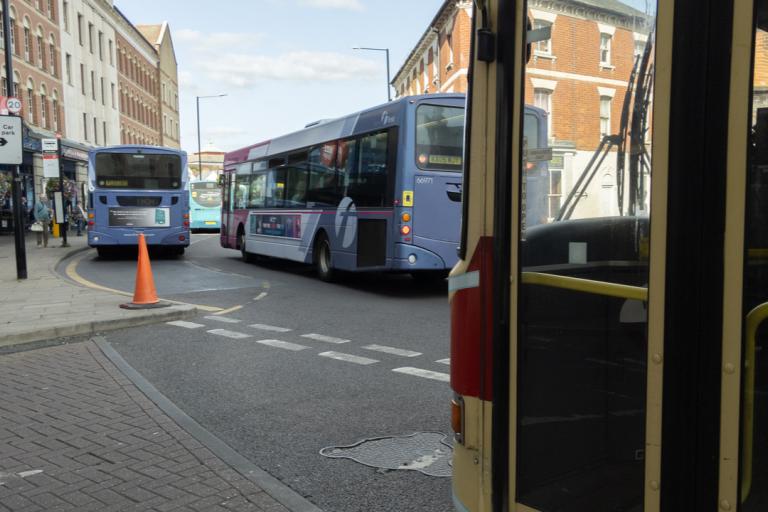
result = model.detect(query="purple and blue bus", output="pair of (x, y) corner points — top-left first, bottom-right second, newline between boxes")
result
(87, 145), (190, 257)
(221, 94), (465, 281)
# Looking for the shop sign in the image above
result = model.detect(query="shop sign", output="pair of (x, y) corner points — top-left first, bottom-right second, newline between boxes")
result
(62, 147), (89, 162)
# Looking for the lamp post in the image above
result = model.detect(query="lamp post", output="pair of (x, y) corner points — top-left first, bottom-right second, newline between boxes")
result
(353, 47), (391, 102)
(196, 94), (227, 179)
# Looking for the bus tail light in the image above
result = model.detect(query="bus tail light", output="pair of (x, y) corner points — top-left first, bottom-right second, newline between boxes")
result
(179, 235), (186, 242)
(451, 396), (465, 444)
(88, 221), (94, 227)
(183, 213), (190, 219)
(401, 225), (411, 235)
(88, 213), (94, 219)
(401, 212), (411, 222)
(183, 221), (190, 227)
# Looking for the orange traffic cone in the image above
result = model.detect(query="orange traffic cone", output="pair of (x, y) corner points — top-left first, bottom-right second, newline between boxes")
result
(120, 233), (169, 309)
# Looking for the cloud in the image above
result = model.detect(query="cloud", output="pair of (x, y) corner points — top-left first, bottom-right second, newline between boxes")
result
(196, 51), (380, 87)
(298, 0), (364, 11)
(174, 29), (263, 49)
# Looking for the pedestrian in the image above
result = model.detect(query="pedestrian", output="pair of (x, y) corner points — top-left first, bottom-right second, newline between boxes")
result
(33, 194), (51, 248)
(73, 201), (86, 236)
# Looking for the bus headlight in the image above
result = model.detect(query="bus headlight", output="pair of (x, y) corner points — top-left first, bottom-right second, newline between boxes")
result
(408, 254), (417, 265)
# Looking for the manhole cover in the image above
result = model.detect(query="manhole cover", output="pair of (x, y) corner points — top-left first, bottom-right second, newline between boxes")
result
(320, 431), (453, 477)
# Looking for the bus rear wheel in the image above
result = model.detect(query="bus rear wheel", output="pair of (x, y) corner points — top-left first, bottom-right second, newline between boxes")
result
(315, 234), (335, 282)
(239, 232), (254, 263)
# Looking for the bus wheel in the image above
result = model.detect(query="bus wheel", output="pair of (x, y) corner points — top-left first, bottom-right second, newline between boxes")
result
(239, 232), (254, 263)
(411, 270), (449, 284)
(96, 247), (111, 259)
(175, 247), (185, 257)
(315, 234), (335, 282)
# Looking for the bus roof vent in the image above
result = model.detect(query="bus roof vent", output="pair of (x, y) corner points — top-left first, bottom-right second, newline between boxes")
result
(305, 119), (332, 128)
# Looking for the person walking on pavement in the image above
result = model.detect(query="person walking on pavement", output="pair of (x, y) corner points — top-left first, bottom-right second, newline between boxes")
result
(73, 201), (86, 236)
(33, 194), (51, 248)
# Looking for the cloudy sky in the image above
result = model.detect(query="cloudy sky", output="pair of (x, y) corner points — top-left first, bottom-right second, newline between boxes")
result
(114, 0), (444, 154)
(115, 0), (653, 155)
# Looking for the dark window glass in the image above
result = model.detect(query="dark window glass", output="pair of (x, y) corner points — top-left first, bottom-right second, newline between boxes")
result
(94, 153), (182, 189)
(337, 138), (358, 193)
(235, 164), (251, 209)
(190, 182), (221, 208)
(308, 142), (342, 206)
(267, 168), (285, 208)
(249, 173), (266, 208)
(415, 104), (464, 172)
(349, 131), (389, 207)
(284, 166), (308, 208)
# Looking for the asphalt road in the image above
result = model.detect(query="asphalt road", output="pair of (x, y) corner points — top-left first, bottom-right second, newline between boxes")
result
(63, 234), (454, 512)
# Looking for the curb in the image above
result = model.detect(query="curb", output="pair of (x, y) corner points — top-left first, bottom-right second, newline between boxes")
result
(0, 305), (199, 348)
(94, 337), (324, 512)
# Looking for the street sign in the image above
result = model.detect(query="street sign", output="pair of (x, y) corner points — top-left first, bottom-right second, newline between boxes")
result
(0, 115), (22, 165)
(6, 97), (21, 114)
(42, 138), (58, 152)
(42, 138), (59, 178)
(524, 147), (554, 163)
(53, 191), (65, 225)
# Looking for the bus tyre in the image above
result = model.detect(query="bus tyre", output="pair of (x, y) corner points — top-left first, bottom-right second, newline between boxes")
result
(315, 234), (335, 282)
(239, 232), (254, 263)
(411, 270), (449, 284)
(96, 247), (111, 259)
(175, 247), (185, 257)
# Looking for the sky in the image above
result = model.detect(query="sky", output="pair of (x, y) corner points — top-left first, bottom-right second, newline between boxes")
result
(114, 0), (653, 156)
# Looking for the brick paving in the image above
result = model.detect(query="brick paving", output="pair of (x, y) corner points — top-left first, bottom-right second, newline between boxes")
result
(0, 340), (290, 512)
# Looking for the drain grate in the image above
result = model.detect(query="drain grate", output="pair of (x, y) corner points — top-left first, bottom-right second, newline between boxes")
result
(320, 431), (453, 477)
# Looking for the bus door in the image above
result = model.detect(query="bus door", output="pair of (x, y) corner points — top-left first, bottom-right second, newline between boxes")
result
(412, 103), (465, 264)
(221, 171), (234, 247)
(450, 0), (757, 511)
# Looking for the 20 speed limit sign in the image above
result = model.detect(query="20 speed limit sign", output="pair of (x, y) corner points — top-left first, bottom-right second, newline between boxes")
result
(6, 97), (21, 114)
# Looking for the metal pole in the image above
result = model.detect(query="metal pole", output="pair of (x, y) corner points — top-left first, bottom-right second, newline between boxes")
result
(196, 96), (202, 180)
(57, 136), (68, 247)
(4, 0), (26, 279)
(385, 49), (391, 102)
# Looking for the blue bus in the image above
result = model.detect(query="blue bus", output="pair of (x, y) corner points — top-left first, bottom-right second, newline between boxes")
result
(189, 180), (222, 231)
(87, 145), (190, 257)
(221, 93), (465, 281)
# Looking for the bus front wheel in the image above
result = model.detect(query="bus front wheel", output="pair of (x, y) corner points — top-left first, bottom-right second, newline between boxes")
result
(315, 234), (335, 282)
(239, 232), (254, 263)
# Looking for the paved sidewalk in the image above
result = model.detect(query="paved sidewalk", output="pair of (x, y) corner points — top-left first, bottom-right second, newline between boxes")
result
(0, 339), (298, 512)
(0, 233), (197, 347)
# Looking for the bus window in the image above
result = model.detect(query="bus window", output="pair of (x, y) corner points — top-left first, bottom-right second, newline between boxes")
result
(94, 153), (182, 189)
(523, 113), (539, 150)
(284, 166), (308, 208)
(235, 166), (251, 209)
(350, 131), (389, 207)
(337, 138), (358, 196)
(415, 104), (464, 172)
(267, 168), (286, 208)
(308, 143), (341, 206)
(249, 173), (266, 208)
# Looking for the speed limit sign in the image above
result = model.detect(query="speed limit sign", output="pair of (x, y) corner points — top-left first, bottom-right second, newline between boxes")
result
(6, 97), (21, 114)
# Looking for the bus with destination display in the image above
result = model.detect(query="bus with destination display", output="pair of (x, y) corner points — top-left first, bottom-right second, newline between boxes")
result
(189, 180), (222, 231)
(87, 145), (190, 257)
(220, 93), (467, 281)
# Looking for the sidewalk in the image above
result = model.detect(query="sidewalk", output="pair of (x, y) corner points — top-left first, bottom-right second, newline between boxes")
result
(0, 338), (310, 512)
(0, 232), (197, 347)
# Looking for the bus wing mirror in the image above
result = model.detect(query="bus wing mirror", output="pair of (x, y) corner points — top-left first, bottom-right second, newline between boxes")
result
(218, 174), (225, 187)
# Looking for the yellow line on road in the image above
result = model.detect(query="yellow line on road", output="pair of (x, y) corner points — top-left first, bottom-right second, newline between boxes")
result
(65, 252), (223, 312)
(214, 305), (244, 316)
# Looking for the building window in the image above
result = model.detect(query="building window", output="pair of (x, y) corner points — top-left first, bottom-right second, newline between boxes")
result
(600, 33), (612, 66)
(109, 40), (113, 65)
(90, 70), (95, 100)
(111, 83), (115, 108)
(534, 88), (553, 139)
(47, 0), (54, 20)
(103, 121), (107, 145)
(49, 39), (56, 76)
(100, 77), (104, 105)
(9, 17), (15, 55)
(98, 31), (103, 60)
(83, 113), (88, 141)
(600, 95), (612, 138)
(548, 169), (562, 221)
(23, 27), (30, 62)
(52, 96), (58, 131)
(533, 20), (552, 55)
(36, 35), (44, 69)
(26, 87), (34, 124)
(0, 13), (4, 50)
(93, 117), (98, 145)
(40, 94), (47, 128)
(65, 54), (72, 84)
(88, 23), (93, 53)
(63, 2), (69, 32)
(80, 64), (85, 94)
(77, 13), (82, 45)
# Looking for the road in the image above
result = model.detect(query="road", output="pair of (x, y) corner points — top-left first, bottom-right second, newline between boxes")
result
(60, 234), (454, 512)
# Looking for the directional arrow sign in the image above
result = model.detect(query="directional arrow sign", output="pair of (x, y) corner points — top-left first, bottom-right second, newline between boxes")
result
(0, 116), (22, 165)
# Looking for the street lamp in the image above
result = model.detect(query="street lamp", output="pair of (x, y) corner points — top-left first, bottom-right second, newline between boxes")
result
(353, 47), (391, 102)
(196, 94), (227, 180)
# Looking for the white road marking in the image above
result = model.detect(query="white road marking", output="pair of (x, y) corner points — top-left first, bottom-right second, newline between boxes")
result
(392, 367), (450, 382)
(254, 292), (268, 301)
(301, 333), (350, 344)
(362, 344), (422, 358)
(207, 329), (252, 340)
(167, 321), (205, 329)
(319, 351), (378, 365)
(204, 315), (241, 324)
(249, 323), (292, 333)
(17, 470), (43, 478)
(255, 339), (309, 351)
(436, 358), (451, 365)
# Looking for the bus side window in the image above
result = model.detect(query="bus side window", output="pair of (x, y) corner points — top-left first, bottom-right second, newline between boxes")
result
(350, 131), (389, 207)
(249, 173), (266, 208)
(235, 171), (250, 209)
(308, 142), (340, 206)
(267, 168), (286, 208)
(337, 139), (358, 199)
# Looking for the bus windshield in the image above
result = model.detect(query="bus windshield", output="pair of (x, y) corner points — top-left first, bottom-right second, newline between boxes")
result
(415, 104), (464, 172)
(191, 182), (222, 208)
(94, 153), (182, 189)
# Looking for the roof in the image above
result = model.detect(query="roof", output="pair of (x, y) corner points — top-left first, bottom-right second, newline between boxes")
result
(392, 0), (453, 84)
(136, 24), (162, 45)
(575, 0), (648, 18)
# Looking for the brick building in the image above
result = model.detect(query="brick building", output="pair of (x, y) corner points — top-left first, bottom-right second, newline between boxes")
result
(391, 0), (473, 97)
(394, 0), (652, 221)
(137, 22), (179, 149)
